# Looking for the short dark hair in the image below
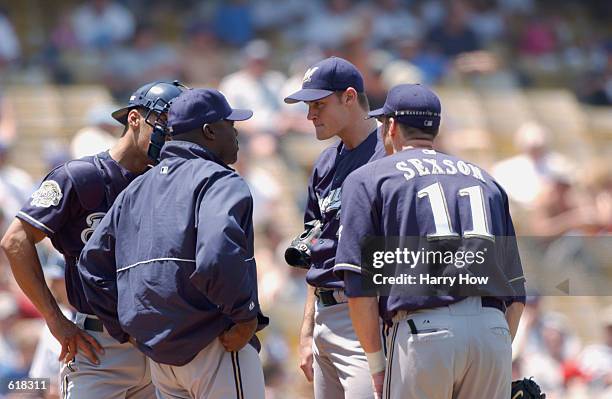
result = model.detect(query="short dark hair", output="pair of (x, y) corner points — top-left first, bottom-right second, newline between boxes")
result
(335, 91), (370, 111)
(397, 122), (439, 139)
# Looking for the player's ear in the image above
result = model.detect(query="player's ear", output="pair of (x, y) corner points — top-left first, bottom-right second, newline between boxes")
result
(127, 109), (141, 129)
(344, 88), (357, 106)
(388, 117), (398, 138)
(202, 124), (215, 140)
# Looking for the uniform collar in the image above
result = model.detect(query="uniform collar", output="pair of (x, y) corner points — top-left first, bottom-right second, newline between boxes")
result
(160, 140), (233, 170)
(337, 128), (378, 156)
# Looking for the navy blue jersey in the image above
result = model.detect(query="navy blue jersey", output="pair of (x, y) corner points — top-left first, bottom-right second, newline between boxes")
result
(334, 148), (525, 321)
(17, 152), (137, 314)
(304, 129), (385, 288)
(78, 141), (266, 366)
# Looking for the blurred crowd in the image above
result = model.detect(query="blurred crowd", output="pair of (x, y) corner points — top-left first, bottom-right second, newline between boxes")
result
(0, 0), (611, 398)
(0, 0), (610, 104)
(512, 297), (612, 399)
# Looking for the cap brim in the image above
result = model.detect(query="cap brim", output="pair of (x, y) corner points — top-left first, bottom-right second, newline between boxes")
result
(226, 108), (253, 121)
(366, 107), (385, 119)
(111, 107), (130, 124)
(284, 89), (334, 104)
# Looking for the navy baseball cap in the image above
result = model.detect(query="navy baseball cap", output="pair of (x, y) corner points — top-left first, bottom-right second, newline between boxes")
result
(368, 84), (441, 129)
(168, 88), (253, 135)
(112, 81), (185, 124)
(284, 57), (364, 104)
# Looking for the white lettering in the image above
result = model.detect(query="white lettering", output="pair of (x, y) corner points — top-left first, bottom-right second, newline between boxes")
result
(373, 251), (385, 268)
(373, 274), (418, 285)
(468, 164), (486, 183)
(396, 161), (415, 181)
(423, 158), (444, 174)
(443, 159), (457, 175)
(457, 161), (471, 175)
(419, 274), (456, 286)
(459, 274), (489, 285)
(408, 159), (430, 176)
(384, 251), (395, 265)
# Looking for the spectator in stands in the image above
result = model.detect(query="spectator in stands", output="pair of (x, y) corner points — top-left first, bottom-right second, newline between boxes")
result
(529, 173), (601, 237)
(363, 50), (394, 110)
(576, 305), (612, 396)
(467, 0), (507, 46)
(519, 312), (582, 397)
(300, 0), (362, 49)
(0, 8), (20, 69)
(71, 0), (135, 51)
(103, 24), (180, 99)
(0, 292), (20, 384)
(497, 0), (536, 15)
(0, 89), (16, 145)
(367, 0), (422, 47)
(251, 0), (304, 36)
(579, 43), (612, 106)
(513, 296), (581, 360)
(179, 24), (227, 87)
(213, 0), (253, 47)
(391, 37), (446, 84)
(426, 0), (481, 58)
(4, 319), (43, 384)
(261, 331), (290, 399)
(543, 158), (612, 256)
(518, 14), (557, 57)
(29, 253), (69, 399)
(70, 103), (120, 158)
(492, 121), (571, 208)
(0, 142), (33, 233)
(42, 140), (71, 171)
(579, 159), (612, 234)
(415, 0), (446, 28)
(219, 39), (287, 142)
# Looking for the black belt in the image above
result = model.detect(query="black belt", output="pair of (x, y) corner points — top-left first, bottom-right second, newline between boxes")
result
(481, 297), (507, 313)
(83, 317), (104, 332)
(315, 289), (346, 307)
(404, 297), (507, 334)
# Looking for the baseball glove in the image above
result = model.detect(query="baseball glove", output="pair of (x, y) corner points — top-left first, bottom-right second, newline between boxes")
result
(511, 378), (545, 398)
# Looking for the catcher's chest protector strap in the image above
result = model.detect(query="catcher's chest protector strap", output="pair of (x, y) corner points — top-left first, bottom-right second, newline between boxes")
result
(64, 156), (106, 211)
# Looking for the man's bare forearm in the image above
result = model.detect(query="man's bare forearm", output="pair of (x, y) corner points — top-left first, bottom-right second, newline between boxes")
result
(505, 301), (524, 342)
(1, 219), (63, 321)
(348, 296), (381, 353)
(301, 284), (316, 338)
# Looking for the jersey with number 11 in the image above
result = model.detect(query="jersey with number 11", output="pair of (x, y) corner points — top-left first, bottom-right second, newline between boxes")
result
(334, 148), (525, 319)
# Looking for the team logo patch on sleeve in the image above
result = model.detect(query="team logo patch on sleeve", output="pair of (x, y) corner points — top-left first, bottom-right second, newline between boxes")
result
(30, 180), (63, 208)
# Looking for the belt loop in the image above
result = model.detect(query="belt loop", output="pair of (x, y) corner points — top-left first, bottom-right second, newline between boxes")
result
(407, 319), (418, 334)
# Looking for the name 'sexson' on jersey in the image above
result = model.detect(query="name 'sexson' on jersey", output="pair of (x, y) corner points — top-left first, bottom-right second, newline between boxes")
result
(396, 150), (486, 183)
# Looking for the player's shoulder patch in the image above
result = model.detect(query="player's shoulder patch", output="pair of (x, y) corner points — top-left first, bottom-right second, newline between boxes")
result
(30, 180), (63, 208)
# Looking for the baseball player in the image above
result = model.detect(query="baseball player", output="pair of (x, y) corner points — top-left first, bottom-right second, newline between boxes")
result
(0, 81), (184, 398)
(78, 88), (268, 399)
(284, 56), (385, 398)
(334, 84), (526, 398)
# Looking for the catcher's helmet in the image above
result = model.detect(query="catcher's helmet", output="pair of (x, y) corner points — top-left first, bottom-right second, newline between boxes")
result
(112, 80), (186, 124)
